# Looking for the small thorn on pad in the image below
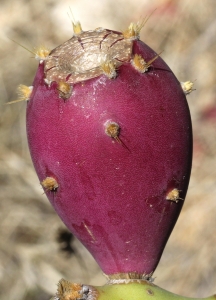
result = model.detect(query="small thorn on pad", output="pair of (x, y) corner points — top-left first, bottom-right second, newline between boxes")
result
(181, 81), (195, 95)
(41, 177), (58, 192)
(166, 188), (183, 203)
(57, 81), (73, 100)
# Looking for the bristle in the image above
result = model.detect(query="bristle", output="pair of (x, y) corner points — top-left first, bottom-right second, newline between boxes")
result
(41, 177), (58, 192)
(34, 46), (50, 62)
(73, 21), (83, 35)
(68, 8), (83, 35)
(123, 22), (141, 40)
(10, 39), (49, 62)
(100, 60), (117, 79)
(123, 10), (156, 40)
(145, 51), (163, 67)
(166, 188), (183, 203)
(181, 81), (195, 95)
(6, 85), (33, 105)
(17, 84), (33, 100)
(131, 54), (147, 73)
(131, 52), (162, 73)
(57, 81), (73, 100)
(9, 38), (36, 56)
(104, 121), (120, 139)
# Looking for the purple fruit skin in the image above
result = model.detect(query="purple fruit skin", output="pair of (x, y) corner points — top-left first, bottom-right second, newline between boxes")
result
(26, 38), (192, 276)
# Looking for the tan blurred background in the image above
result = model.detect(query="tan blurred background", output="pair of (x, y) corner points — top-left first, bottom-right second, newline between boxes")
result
(0, 0), (216, 299)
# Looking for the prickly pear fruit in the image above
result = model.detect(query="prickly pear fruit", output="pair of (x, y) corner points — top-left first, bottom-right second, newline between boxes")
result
(26, 22), (192, 278)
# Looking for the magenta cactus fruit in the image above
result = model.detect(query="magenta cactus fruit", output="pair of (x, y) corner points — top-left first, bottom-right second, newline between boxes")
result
(26, 21), (192, 278)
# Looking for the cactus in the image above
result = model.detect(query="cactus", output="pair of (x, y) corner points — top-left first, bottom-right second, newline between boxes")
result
(12, 16), (215, 300)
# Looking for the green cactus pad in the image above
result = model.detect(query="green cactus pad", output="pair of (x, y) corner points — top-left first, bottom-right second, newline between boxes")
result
(52, 279), (215, 300)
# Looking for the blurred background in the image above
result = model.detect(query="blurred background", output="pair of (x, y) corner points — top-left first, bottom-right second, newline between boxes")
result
(0, 0), (216, 299)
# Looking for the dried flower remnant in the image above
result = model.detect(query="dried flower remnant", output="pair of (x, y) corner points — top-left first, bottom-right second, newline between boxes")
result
(44, 29), (132, 85)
